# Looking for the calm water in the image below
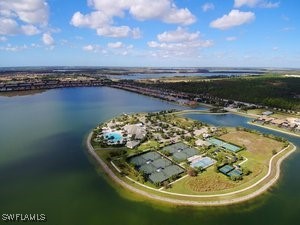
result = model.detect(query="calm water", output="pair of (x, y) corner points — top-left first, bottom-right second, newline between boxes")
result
(0, 87), (299, 225)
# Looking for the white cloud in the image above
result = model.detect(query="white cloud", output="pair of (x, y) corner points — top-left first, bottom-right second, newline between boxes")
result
(234, 0), (260, 7)
(31, 43), (41, 48)
(0, 0), (49, 36)
(82, 44), (102, 52)
(234, 0), (279, 8)
(89, 0), (196, 25)
(83, 45), (93, 51)
(210, 10), (255, 30)
(87, 0), (130, 17)
(70, 11), (112, 29)
(21, 25), (40, 35)
(0, 0), (49, 24)
(128, 0), (170, 20)
(42, 33), (54, 46)
(71, 0), (196, 38)
(202, 3), (215, 12)
(0, 44), (28, 52)
(148, 27), (213, 58)
(96, 26), (141, 39)
(260, 1), (280, 8)
(83, 42), (133, 56)
(106, 42), (135, 56)
(70, 11), (141, 38)
(226, 36), (237, 41)
(107, 41), (124, 49)
(157, 27), (199, 43)
(0, 18), (19, 35)
(161, 7), (196, 25)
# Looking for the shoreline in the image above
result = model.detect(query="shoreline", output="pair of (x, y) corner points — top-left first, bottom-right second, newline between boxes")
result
(248, 121), (300, 138)
(86, 131), (296, 206)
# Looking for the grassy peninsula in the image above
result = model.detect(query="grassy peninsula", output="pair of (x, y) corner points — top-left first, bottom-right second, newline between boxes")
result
(87, 110), (295, 206)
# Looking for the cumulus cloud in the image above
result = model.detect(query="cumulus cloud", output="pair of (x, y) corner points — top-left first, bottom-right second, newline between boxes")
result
(107, 41), (124, 49)
(42, 33), (54, 46)
(71, 0), (196, 38)
(157, 27), (199, 43)
(97, 26), (141, 39)
(70, 11), (112, 29)
(202, 3), (215, 12)
(106, 41), (134, 56)
(82, 44), (102, 53)
(148, 27), (213, 58)
(83, 42), (133, 56)
(0, 0), (49, 36)
(210, 10), (255, 30)
(234, 0), (279, 8)
(0, 18), (19, 35)
(161, 7), (196, 25)
(21, 25), (40, 35)
(89, 0), (196, 25)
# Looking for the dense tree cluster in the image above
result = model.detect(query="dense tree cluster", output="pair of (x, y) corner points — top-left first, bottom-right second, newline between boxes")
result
(145, 76), (300, 111)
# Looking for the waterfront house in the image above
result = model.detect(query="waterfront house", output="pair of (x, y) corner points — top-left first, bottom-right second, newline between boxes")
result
(262, 111), (273, 116)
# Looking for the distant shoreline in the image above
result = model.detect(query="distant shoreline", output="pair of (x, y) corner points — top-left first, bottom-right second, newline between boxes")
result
(248, 121), (300, 138)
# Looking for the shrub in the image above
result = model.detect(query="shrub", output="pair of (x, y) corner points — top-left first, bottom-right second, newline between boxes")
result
(187, 167), (198, 177)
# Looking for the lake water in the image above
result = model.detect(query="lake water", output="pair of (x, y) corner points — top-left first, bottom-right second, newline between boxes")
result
(0, 87), (299, 225)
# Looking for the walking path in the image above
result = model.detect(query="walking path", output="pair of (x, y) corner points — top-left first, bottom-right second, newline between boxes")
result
(86, 132), (296, 206)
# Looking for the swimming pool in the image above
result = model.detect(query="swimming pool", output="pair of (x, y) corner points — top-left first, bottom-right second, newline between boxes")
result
(104, 131), (123, 144)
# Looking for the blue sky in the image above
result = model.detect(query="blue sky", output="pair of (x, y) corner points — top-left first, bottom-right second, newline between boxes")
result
(0, 0), (299, 68)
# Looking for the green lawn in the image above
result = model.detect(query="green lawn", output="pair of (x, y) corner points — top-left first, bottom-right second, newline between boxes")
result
(137, 140), (160, 151)
(166, 131), (284, 195)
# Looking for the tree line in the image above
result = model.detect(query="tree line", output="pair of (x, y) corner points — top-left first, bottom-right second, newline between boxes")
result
(145, 76), (300, 111)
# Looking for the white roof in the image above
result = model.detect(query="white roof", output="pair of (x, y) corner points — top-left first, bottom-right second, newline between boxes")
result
(126, 140), (140, 149)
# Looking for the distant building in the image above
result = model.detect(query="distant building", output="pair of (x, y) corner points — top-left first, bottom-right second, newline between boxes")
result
(195, 139), (212, 147)
(262, 111), (273, 116)
(210, 127), (217, 132)
(123, 123), (147, 140)
(203, 133), (212, 139)
(126, 140), (140, 149)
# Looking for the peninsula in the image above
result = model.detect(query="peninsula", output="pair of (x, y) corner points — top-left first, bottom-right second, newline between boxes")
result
(87, 110), (296, 206)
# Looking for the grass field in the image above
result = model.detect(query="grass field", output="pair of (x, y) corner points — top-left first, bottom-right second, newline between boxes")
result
(167, 131), (284, 194)
(220, 131), (283, 157)
(137, 140), (160, 151)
